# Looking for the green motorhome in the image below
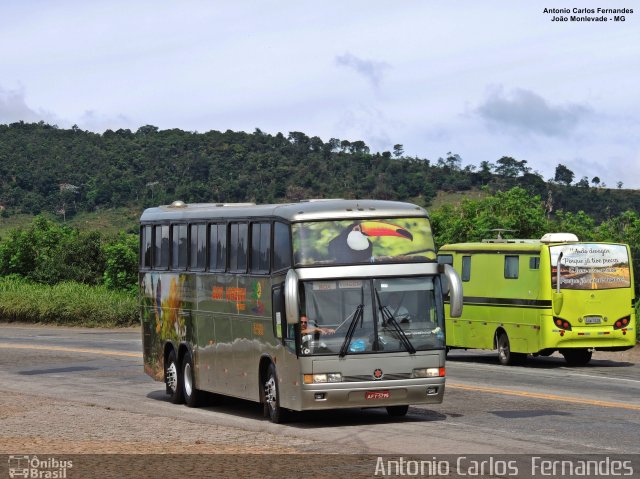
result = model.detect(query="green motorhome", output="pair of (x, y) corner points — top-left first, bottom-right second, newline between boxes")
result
(438, 233), (636, 366)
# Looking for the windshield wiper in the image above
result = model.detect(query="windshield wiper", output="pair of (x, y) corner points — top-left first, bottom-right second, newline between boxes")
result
(374, 288), (416, 354)
(339, 287), (365, 358)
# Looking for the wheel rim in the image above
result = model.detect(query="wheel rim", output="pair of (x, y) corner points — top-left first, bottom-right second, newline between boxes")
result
(498, 337), (508, 361)
(264, 376), (277, 409)
(166, 362), (178, 392)
(184, 362), (193, 397)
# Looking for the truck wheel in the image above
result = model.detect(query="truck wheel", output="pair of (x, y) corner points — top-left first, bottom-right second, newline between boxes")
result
(165, 349), (184, 404)
(497, 332), (526, 366)
(562, 349), (592, 366)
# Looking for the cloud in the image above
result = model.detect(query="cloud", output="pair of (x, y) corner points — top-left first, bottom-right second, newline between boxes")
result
(0, 86), (60, 125)
(335, 53), (390, 89)
(79, 110), (133, 132)
(476, 87), (592, 137)
(0, 85), (133, 132)
(334, 104), (403, 152)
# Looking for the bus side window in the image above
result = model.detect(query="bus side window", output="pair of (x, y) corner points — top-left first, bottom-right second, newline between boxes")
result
(208, 223), (227, 272)
(461, 256), (471, 282)
(273, 222), (292, 271)
(171, 224), (188, 270)
(437, 254), (453, 291)
(153, 225), (169, 270)
(251, 222), (271, 274)
(505, 255), (519, 279)
(529, 256), (540, 270)
(189, 224), (206, 270)
(229, 223), (248, 272)
(272, 285), (285, 340)
(437, 254), (453, 265)
(141, 225), (152, 268)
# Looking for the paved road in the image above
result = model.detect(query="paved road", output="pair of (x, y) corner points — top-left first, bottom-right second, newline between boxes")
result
(1, 324), (638, 455)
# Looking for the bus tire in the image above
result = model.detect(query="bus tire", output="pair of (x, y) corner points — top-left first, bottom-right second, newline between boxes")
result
(386, 405), (409, 417)
(182, 350), (202, 407)
(264, 363), (288, 423)
(497, 332), (526, 366)
(561, 349), (592, 366)
(165, 349), (184, 404)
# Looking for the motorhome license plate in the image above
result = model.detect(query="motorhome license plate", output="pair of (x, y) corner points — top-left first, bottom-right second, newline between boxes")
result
(584, 316), (601, 324)
(365, 391), (390, 400)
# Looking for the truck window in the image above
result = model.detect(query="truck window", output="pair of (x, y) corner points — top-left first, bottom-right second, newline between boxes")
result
(504, 255), (519, 279)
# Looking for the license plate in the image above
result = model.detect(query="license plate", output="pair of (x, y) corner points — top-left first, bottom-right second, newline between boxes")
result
(584, 316), (601, 324)
(365, 390), (390, 400)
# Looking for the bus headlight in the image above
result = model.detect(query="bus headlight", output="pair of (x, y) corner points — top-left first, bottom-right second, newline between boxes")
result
(413, 367), (445, 378)
(303, 373), (342, 384)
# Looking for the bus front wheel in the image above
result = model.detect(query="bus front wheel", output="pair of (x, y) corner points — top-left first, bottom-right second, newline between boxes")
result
(182, 350), (202, 407)
(497, 332), (526, 366)
(386, 405), (409, 417)
(264, 364), (288, 423)
(561, 349), (592, 366)
(165, 349), (184, 404)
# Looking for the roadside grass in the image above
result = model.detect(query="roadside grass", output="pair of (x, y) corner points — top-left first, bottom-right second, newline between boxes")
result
(0, 207), (140, 243)
(0, 277), (137, 327)
(428, 188), (490, 210)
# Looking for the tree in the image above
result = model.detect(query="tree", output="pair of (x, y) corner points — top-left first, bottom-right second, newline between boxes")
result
(554, 164), (574, 186)
(393, 144), (404, 158)
(591, 176), (601, 187)
(494, 156), (530, 177)
(476, 161), (494, 185)
(437, 153), (462, 171)
(576, 176), (590, 188)
(430, 187), (547, 246)
(102, 234), (138, 291)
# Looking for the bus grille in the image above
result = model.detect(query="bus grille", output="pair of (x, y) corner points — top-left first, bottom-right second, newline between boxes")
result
(342, 373), (412, 382)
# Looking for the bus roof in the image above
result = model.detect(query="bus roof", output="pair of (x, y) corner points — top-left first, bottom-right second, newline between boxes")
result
(439, 239), (629, 255)
(439, 241), (544, 254)
(140, 199), (428, 223)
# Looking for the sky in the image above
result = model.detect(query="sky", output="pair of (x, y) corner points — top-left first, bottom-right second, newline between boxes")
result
(1, 0), (639, 188)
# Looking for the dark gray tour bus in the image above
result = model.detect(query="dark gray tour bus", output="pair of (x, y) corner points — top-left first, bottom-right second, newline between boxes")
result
(140, 199), (462, 422)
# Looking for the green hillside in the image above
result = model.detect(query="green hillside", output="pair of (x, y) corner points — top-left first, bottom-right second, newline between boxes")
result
(1, 122), (639, 226)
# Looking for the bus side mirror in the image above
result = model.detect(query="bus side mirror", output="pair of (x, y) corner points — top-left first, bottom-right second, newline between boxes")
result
(285, 269), (300, 324)
(440, 264), (463, 318)
(553, 292), (564, 315)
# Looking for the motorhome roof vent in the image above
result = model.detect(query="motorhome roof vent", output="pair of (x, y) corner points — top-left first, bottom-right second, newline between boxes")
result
(169, 200), (187, 208)
(540, 233), (579, 243)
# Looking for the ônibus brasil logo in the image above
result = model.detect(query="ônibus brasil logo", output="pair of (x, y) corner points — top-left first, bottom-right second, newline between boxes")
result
(8, 455), (73, 479)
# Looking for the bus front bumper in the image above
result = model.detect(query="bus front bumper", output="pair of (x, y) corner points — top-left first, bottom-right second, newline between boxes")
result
(298, 378), (445, 410)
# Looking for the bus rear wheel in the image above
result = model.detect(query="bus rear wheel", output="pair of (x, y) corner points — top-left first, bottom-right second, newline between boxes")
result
(561, 349), (592, 366)
(497, 332), (526, 366)
(386, 405), (409, 417)
(165, 349), (184, 404)
(182, 350), (202, 407)
(264, 364), (288, 423)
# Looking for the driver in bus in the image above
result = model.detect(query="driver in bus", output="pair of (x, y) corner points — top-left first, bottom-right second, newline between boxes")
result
(300, 314), (336, 335)
(386, 293), (411, 324)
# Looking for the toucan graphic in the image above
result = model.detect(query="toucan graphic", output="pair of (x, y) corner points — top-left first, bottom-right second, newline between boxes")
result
(328, 221), (413, 262)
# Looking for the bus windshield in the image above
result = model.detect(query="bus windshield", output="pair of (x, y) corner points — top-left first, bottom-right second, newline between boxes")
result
(299, 277), (444, 356)
(550, 243), (631, 290)
(292, 217), (436, 266)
